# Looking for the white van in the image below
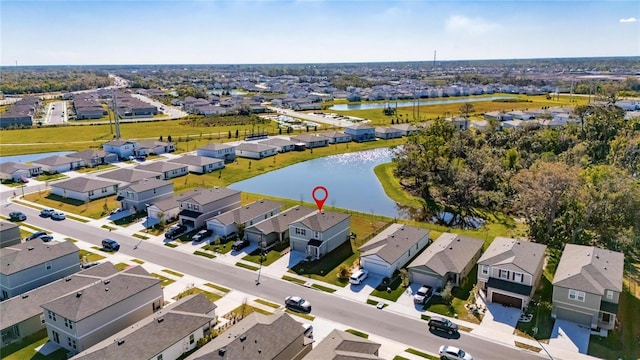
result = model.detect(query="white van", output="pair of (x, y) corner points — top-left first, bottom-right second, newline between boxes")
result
(349, 269), (369, 285)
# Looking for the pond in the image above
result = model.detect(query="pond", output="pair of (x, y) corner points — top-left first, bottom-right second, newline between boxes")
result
(328, 95), (515, 111)
(0, 151), (75, 164)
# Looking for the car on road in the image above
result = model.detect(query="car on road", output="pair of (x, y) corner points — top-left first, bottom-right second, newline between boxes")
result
(39, 235), (54, 242)
(192, 229), (212, 242)
(428, 316), (459, 335)
(51, 211), (66, 220)
(413, 285), (434, 305)
(101, 239), (120, 252)
(232, 239), (250, 251)
(165, 224), (187, 239)
(26, 231), (48, 241)
(439, 345), (473, 360)
(285, 296), (312, 313)
(9, 211), (27, 222)
(40, 208), (55, 217)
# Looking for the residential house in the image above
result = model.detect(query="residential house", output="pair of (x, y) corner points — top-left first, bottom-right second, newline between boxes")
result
(134, 140), (176, 157)
(484, 111), (512, 122)
(551, 244), (624, 330)
(71, 294), (216, 360)
(0, 221), (21, 248)
(358, 224), (430, 278)
(168, 155), (224, 174)
(186, 311), (312, 360)
(445, 117), (470, 130)
(289, 210), (351, 260)
(318, 131), (352, 144)
(0, 263), (118, 346)
(1, 240), (81, 300)
(303, 329), (383, 360)
(206, 199), (283, 241)
(67, 150), (118, 167)
(477, 237), (547, 309)
(469, 120), (491, 132)
(103, 140), (138, 160)
(97, 168), (160, 185)
(178, 187), (241, 229)
(50, 177), (119, 202)
(390, 123), (419, 136)
(344, 124), (375, 142)
(135, 162), (188, 180)
(234, 142), (278, 159)
(196, 143), (236, 163)
(258, 137), (297, 153)
(407, 233), (484, 289)
(117, 179), (174, 213)
(0, 162), (42, 182)
(244, 206), (316, 248)
(290, 134), (329, 148)
(32, 155), (84, 174)
(41, 266), (163, 354)
(146, 189), (200, 226)
(374, 126), (403, 140)
(507, 110), (536, 120)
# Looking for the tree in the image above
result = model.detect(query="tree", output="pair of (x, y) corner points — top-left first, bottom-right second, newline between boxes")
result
(167, 135), (172, 143)
(459, 103), (475, 118)
(441, 281), (453, 305)
(228, 130), (231, 139)
(235, 129), (239, 138)
(159, 135), (163, 142)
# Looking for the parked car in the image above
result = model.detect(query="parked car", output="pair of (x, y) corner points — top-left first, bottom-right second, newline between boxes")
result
(165, 224), (187, 239)
(81, 261), (101, 269)
(9, 211), (26, 222)
(413, 285), (434, 305)
(438, 345), (473, 360)
(51, 211), (66, 220)
(428, 316), (459, 335)
(232, 239), (250, 251)
(40, 208), (55, 217)
(349, 269), (369, 285)
(192, 229), (213, 242)
(39, 235), (54, 242)
(26, 231), (48, 241)
(285, 296), (312, 313)
(101, 238), (120, 252)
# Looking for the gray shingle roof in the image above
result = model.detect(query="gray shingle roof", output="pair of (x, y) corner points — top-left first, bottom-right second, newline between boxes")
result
(211, 200), (283, 226)
(1, 240), (80, 275)
(182, 187), (240, 206)
(68, 149), (111, 161)
(149, 189), (200, 211)
(168, 155), (224, 167)
(135, 161), (187, 173)
(477, 237), (547, 275)
(407, 233), (484, 276)
(121, 178), (172, 193)
(258, 138), (297, 147)
(359, 224), (430, 264)
(249, 206), (316, 235)
(294, 210), (350, 232)
(303, 329), (382, 360)
(198, 143), (235, 151)
(32, 155), (83, 166)
(97, 168), (159, 183)
(0, 162), (41, 174)
(41, 268), (160, 321)
(51, 177), (118, 192)
(552, 244), (624, 294)
(235, 142), (278, 152)
(104, 140), (136, 147)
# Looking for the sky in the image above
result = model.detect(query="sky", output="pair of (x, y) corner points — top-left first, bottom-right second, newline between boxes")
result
(1, 0), (639, 66)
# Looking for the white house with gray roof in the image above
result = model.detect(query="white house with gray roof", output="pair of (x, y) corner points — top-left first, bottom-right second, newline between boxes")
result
(134, 140), (175, 156)
(374, 126), (403, 140)
(234, 142), (278, 159)
(0, 221), (21, 248)
(407, 233), (484, 289)
(145, 189), (201, 226)
(303, 329), (383, 360)
(102, 140), (138, 160)
(206, 199), (283, 241)
(0, 162), (42, 182)
(135, 161), (188, 180)
(196, 143), (236, 162)
(358, 224), (430, 278)
(258, 137), (297, 152)
(67, 150), (118, 167)
(0, 263), (118, 345)
(477, 237), (547, 310)
(289, 210), (351, 260)
(290, 134), (329, 148)
(41, 266), (163, 354)
(117, 178), (174, 212)
(244, 206), (316, 248)
(318, 131), (352, 144)
(1, 240), (81, 300)
(71, 293), (216, 360)
(50, 177), (119, 202)
(32, 155), (85, 174)
(551, 244), (623, 330)
(168, 155), (224, 174)
(178, 187), (241, 229)
(97, 168), (160, 185)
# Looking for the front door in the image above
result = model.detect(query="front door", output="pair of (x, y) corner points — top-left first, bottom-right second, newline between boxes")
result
(307, 245), (320, 260)
(602, 312), (611, 324)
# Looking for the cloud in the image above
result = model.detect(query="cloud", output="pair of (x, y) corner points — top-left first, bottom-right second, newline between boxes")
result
(445, 15), (500, 35)
(619, 17), (637, 23)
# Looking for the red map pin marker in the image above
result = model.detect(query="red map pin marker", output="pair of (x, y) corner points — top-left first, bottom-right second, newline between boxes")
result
(312, 186), (328, 212)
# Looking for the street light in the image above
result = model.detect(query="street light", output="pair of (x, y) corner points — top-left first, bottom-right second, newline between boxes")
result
(256, 240), (267, 285)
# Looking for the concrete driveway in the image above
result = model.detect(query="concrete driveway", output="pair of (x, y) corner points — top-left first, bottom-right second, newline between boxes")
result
(548, 319), (591, 354)
(335, 273), (383, 302)
(479, 303), (522, 333)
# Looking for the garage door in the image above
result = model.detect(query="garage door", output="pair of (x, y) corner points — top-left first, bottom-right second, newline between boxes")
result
(361, 258), (391, 277)
(245, 231), (262, 244)
(555, 307), (593, 326)
(409, 270), (442, 289)
(492, 292), (523, 308)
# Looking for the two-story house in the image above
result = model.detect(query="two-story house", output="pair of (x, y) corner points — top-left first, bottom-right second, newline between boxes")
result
(1, 240), (81, 300)
(344, 123), (375, 142)
(196, 143), (236, 163)
(117, 178), (174, 213)
(102, 140), (138, 160)
(0, 221), (21, 248)
(206, 199), (283, 241)
(551, 244), (624, 330)
(289, 210), (351, 260)
(477, 237), (547, 310)
(41, 266), (163, 355)
(244, 206), (316, 248)
(178, 187), (241, 229)
(135, 162), (188, 180)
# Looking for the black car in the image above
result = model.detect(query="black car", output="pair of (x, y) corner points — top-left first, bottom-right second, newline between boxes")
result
(192, 229), (213, 242)
(232, 239), (250, 251)
(428, 316), (459, 335)
(285, 296), (312, 313)
(26, 231), (48, 241)
(9, 211), (26, 222)
(101, 239), (120, 252)
(165, 224), (187, 239)
(39, 235), (54, 242)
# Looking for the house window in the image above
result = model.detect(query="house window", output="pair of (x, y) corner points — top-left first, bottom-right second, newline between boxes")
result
(568, 289), (586, 302)
(52, 331), (60, 343)
(499, 269), (510, 279)
(88, 190), (94, 196)
(481, 265), (489, 275)
(513, 272), (524, 283)
(40, 315), (45, 324)
(189, 334), (195, 344)
(193, 205), (199, 211)
(606, 290), (613, 300)
(295, 228), (306, 236)
(102, 188), (108, 193)
(68, 337), (76, 349)
(157, 355), (163, 360)
(64, 318), (73, 329)
(48, 311), (57, 321)
(45, 261), (52, 270)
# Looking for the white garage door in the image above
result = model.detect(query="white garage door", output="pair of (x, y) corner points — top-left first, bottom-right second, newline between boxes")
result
(361, 258), (391, 277)
(245, 231), (262, 243)
(409, 270), (442, 288)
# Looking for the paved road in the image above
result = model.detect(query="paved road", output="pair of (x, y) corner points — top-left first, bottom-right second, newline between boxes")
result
(0, 201), (543, 360)
(267, 106), (364, 128)
(45, 101), (66, 125)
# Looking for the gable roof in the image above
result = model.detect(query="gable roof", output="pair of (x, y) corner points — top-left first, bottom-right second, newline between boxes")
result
(477, 237), (547, 275)
(293, 210), (350, 232)
(68, 149), (113, 161)
(1, 240), (80, 275)
(32, 155), (83, 166)
(198, 143), (235, 151)
(407, 233), (484, 276)
(235, 142), (278, 153)
(211, 199), (283, 226)
(181, 187), (240, 206)
(359, 224), (430, 264)
(258, 137), (297, 147)
(103, 140), (137, 147)
(249, 206), (316, 235)
(135, 161), (187, 173)
(120, 178), (172, 193)
(149, 189), (200, 211)
(168, 155), (224, 167)
(0, 162), (41, 174)
(303, 329), (382, 360)
(319, 131), (350, 139)
(290, 134), (328, 143)
(98, 168), (160, 183)
(345, 123), (374, 130)
(51, 177), (119, 192)
(553, 244), (624, 294)
(41, 267), (160, 321)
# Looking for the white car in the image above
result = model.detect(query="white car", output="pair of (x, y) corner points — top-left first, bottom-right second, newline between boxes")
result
(439, 345), (473, 360)
(51, 211), (66, 220)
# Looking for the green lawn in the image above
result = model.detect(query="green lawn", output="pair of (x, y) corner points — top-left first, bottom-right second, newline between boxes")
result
(162, 269), (184, 277)
(23, 191), (119, 219)
(588, 291), (640, 360)
(151, 273), (176, 287)
(1, 329), (68, 360)
(289, 240), (357, 287)
(254, 299), (281, 308)
(311, 283), (337, 293)
(201, 241), (234, 254)
(174, 287), (222, 302)
(242, 248), (283, 266)
(114, 262), (130, 271)
(78, 249), (106, 262)
(345, 329), (369, 338)
(204, 283), (230, 293)
(370, 275), (406, 301)
(236, 262), (259, 271)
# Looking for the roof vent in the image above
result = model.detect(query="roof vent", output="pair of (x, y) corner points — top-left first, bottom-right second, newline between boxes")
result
(104, 279), (111, 285)
(76, 292), (82, 298)
(218, 348), (226, 356)
(117, 339), (125, 345)
(604, 267), (607, 270)
(596, 255), (599, 259)
(449, 247), (454, 250)
(457, 238), (461, 241)
(105, 287), (109, 291)
(21, 294), (29, 299)
(239, 335), (246, 342)
(157, 317), (164, 323)
(27, 247), (34, 251)
(65, 277), (72, 282)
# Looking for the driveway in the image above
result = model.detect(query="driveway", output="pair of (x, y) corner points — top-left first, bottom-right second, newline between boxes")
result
(335, 273), (383, 302)
(548, 319), (590, 354)
(479, 303), (522, 333)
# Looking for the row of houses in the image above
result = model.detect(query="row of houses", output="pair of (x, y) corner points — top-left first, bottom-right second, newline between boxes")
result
(0, 96), (39, 128)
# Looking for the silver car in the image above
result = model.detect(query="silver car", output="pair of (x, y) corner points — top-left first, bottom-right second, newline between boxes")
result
(439, 345), (473, 360)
